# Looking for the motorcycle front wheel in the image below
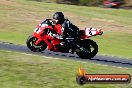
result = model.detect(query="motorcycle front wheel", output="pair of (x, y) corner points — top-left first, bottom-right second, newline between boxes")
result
(26, 35), (47, 52)
(76, 39), (98, 59)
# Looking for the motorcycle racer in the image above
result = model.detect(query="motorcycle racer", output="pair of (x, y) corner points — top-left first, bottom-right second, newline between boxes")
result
(26, 12), (103, 58)
(52, 12), (80, 46)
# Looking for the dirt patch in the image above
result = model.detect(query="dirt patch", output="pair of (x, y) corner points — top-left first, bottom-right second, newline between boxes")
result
(64, 12), (86, 28)
(67, 14), (132, 33)
(92, 18), (114, 23)
(0, 0), (18, 6)
(1, 0), (131, 33)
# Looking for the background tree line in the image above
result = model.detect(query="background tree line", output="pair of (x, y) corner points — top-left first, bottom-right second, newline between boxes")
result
(56, 0), (103, 6)
(31, 0), (132, 6)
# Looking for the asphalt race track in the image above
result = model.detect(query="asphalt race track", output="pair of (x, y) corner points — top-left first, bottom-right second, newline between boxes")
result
(0, 42), (132, 68)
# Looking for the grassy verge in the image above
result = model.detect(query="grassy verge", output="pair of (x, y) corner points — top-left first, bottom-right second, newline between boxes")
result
(91, 32), (132, 58)
(0, 49), (132, 88)
(0, 0), (132, 58)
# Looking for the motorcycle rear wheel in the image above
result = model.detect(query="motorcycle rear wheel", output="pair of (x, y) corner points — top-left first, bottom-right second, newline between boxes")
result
(76, 39), (98, 59)
(26, 35), (47, 52)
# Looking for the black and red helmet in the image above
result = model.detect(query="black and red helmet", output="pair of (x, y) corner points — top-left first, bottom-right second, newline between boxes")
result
(53, 12), (64, 21)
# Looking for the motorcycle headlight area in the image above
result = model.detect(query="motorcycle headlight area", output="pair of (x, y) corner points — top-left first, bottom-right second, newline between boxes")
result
(34, 28), (42, 34)
(34, 28), (39, 32)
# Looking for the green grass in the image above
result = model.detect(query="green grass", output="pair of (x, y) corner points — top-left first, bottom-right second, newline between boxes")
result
(0, 49), (132, 88)
(0, 0), (132, 58)
(0, 31), (29, 44)
(92, 32), (132, 58)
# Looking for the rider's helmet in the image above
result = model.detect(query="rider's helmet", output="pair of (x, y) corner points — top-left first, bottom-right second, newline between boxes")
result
(53, 12), (64, 23)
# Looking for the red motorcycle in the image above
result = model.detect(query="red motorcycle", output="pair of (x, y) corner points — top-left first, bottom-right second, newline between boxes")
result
(26, 19), (103, 59)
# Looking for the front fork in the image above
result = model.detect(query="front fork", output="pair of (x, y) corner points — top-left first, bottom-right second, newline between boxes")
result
(34, 38), (42, 45)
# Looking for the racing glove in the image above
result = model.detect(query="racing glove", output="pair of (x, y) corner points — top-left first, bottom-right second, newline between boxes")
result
(48, 32), (63, 39)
